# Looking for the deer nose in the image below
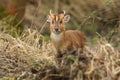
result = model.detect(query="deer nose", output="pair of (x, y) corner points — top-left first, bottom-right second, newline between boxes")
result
(54, 27), (58, 32)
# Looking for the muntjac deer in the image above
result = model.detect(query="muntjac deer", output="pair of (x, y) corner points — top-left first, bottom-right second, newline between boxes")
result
(47, 10), (86, 54)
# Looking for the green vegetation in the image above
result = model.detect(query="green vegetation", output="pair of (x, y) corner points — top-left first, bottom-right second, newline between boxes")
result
(0, 0), (120, 80)
(43, 34), (50, 42)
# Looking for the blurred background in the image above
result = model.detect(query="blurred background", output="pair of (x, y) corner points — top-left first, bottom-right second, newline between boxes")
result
(0, 0), (120, 46)
(0, 0), (120, 79)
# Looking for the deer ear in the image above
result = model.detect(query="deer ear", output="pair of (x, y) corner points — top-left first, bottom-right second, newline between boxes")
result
(47, 15), (51, 23)
(64, 15), (70, 23)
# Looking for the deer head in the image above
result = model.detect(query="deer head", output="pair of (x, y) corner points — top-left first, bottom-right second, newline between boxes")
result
(47, 10), (70, 34)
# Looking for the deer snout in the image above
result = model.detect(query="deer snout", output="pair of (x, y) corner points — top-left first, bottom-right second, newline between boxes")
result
(54, 26), (59, 32)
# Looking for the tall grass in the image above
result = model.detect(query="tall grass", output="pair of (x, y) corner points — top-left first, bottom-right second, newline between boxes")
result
(0, 0), (120, 80)
(0, 16), (119, 80)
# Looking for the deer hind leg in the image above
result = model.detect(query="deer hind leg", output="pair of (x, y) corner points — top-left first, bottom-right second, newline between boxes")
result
(54, 50), (64, 67)
(66, 49), (77, 54)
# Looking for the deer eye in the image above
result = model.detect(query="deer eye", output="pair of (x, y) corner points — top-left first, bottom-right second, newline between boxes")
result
(60, 20), (62, 24)
(52, 21), (54, 24)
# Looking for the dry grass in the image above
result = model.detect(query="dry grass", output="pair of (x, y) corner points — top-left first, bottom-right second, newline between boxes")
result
(0, 16), (55, 79)
(0, 16), (120, 80)
(0, 0), (120, 80)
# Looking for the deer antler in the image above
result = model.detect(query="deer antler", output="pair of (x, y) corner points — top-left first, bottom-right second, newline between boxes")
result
(63, 10), (66, 15)
(50, 10), (52, 16)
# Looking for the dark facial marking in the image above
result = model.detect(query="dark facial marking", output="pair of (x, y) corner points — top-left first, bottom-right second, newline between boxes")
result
(51, 14), (65, 25)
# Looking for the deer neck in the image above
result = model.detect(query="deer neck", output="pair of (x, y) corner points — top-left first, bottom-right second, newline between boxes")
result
(51, 32), (63, 42)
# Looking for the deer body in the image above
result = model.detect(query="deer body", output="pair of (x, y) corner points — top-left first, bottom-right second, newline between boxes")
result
(47, 10), (86, 54)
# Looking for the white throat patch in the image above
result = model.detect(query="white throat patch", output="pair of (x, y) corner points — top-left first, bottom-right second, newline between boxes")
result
(51, 32), (63, 42)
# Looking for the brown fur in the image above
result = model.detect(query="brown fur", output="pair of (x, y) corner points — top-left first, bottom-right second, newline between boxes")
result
(51, 30), (86, 54)
(48, 11), (86, 54)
